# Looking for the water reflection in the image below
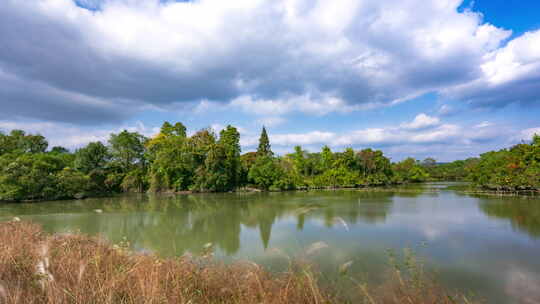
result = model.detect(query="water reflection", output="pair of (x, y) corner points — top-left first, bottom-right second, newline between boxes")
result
(2, 185), (540, 304)
(0, 190), (397, 256)
(479, 198), (540, 238)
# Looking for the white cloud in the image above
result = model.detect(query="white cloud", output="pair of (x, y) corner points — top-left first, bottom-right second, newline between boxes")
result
(0, 0), (537, 161)
(241, 118), (461, 149)
(443, 29), (540, 107)
(410, 124), (460, 143)
(475, 121), (492, 128)
(481, 31), (540, 86)
(257, 116), (286, 127)
(228, 94), (374, 116)
(237, 113), (520, 160)
(0, 120), (159, 150)
(401, 113), (440, 130)
(0, 113), (523, 161)
(0, 0), (525, 123)
(520, 127), (540, 141)
(194, 94), (382, 118)
(208, 123), (249, 137)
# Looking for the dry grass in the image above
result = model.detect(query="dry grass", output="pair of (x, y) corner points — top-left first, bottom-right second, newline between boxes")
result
(0, 221), (479, 304)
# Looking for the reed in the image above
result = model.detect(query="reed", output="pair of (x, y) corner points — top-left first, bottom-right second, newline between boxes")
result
(0, 220), (479, 304)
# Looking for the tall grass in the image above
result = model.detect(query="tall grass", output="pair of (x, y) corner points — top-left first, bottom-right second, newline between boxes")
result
(0, 221), (479, 304)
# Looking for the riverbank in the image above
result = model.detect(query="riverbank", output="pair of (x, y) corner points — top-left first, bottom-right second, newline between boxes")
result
(0, 220), (478, 304)
(0, 183), (404, 204)
(3, 182), (539, 205)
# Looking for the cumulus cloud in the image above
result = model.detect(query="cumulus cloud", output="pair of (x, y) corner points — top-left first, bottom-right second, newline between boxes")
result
(520, 127), (540, 141)
(1, 0), (532, 124)
(236, 113), (521, 160)
(241, 114), (463, 150)
(0, 68), (137, 124)
(257, 116), (286, 127)
(443, 29), (540, 107)
(199, 94), (377, 116)
(0, 120), (159, 150)
(401, 113), (440, 130)
(0, 112), (519, 161)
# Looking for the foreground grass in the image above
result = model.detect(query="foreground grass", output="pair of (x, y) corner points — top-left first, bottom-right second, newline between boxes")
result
(0, 221), (478, 304)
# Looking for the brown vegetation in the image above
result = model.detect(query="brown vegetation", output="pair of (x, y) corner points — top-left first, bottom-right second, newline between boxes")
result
(0, 220), (478, 304)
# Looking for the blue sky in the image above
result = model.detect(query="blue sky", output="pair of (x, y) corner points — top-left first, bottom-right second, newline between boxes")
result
(0, 0), (539, 161)
(460, 0), (540, 36)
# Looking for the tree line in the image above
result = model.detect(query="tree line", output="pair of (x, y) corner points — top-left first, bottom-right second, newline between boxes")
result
(0, 123), (538, 201)
(468, 135), (540, 191)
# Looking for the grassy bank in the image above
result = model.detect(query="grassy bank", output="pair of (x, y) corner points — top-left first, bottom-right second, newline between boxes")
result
(0, 220), (478, 304)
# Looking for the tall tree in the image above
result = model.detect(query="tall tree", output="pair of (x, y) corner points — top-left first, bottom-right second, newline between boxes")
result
(108, 130), (147, 172)
(0, 130), (48, 154)
(219, 125), (241, 189)
(24, 134), (48, 153)
(291, 145), (307, 175)
(190, 128), (216, 166)
(421, 157), (437, 168)
(257, 127), (273, 157)
(160, 121), (187, 138)
(194, 143), (229, 192)
(320, 145), (333, 172)
(335, 147), (356, 170)
(75, 142), (110, 174)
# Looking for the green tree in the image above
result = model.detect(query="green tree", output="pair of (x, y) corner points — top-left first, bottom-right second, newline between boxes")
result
(108, 130), (147, 172)
(50, 146), (69, 154)
(160, 121), (187, 138)
(291, 146), (307, 175)
(121, 168), (147, 193)
(334, 147), (357, 170)
(240, 152), (258, 186)
(219, 125), (241, 189)
(24, 134), (48, 153)
(56, 168), (91, 199)
(356, 148), (393, 185)
(248, 156), (283, 190)
(193, 144), (230, 192)
(0, 153), (89, 201)
(393, 158), (429, 183)
(147, 131), (193, 192)
(257, 127), (273, 157)
(421, 157), (437, 168)
(468, 135), (540, 191)
(75, 142), (110, 174)
(0, 130), (48, 155)
(320, 145), (333, 172)
(533, 134), (540, 147)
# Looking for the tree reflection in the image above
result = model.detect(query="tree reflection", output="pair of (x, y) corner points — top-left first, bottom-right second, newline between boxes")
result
(479, 199), (540, 238)
(3, 190), (402, 257)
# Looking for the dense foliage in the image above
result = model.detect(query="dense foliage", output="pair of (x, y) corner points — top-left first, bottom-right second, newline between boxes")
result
(421, 158), (479, 181)
(468, 135), (540, 191)
(1, 124), (537, 201)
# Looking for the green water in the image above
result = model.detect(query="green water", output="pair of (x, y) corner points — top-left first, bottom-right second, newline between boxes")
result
(1, 182), (540, 303)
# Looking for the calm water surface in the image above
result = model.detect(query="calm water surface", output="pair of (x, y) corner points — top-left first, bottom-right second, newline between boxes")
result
(1, 182), (540, 303)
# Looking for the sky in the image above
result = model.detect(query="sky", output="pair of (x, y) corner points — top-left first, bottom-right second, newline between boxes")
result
(0, 0), (539, 162)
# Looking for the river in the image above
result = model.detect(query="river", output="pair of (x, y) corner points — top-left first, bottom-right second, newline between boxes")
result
(1, 182), (539, 303)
